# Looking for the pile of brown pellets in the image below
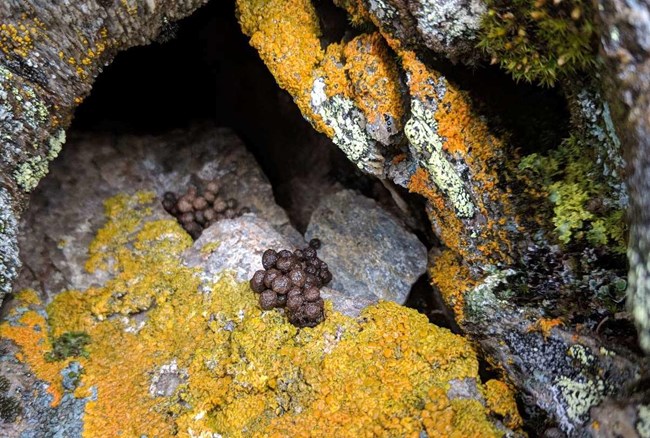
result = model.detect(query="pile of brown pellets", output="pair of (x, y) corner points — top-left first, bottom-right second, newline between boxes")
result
(162, 179), (249, 239)
(250, 239), (331, 327)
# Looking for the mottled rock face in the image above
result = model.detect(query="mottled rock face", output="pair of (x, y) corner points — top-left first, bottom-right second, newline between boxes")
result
(0, 0), (210, 304)
(13, 125), (300, 299)
(598, 0), (650, 354)
(0, 126), (521, 436)
(305, 189), (427, 304)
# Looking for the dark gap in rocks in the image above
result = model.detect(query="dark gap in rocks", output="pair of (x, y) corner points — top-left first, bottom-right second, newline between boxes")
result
(314, 0), (353, 47)
(404, 274), (460, 332)
(69, 0), (447, 319)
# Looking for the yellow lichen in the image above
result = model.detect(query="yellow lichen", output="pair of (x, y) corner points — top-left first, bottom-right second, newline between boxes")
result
(236, 0), (328, 133)
(485, 379), (524, 430)
(1, 192), (519, 436)
(342, 32), (404, 134)
(0, 300), (68, 407)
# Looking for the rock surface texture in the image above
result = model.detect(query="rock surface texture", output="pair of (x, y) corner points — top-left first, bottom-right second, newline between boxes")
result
(13, 125), (300, 300)
(1, 0), (650, 436)
(305, 189), (427, 304)
(0, 126), (521, 436)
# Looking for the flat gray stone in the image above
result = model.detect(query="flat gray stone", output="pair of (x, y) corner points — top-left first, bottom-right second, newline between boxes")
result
(185, 214), (375, 317)
(305, 189), (427, 304)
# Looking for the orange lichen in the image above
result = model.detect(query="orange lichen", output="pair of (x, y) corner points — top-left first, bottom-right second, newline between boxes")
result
(485, 379), (524, 430)
(0, 192), (520, 436)
(428, 251), (476, 322)
(0, 298), (67, 407)
(343, 32), (404, 133)
(236, 0), (328, 133)
(528, 318), (563, 339)
(400, 47), (517, 267)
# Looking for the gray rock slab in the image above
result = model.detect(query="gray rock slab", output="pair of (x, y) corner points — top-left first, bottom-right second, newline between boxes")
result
(185, 214), (375, 317)
(305, 189), (427, 304)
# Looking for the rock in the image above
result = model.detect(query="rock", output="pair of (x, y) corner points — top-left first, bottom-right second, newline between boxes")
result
(0, 0), (209, 306)
(2, 191), (521, 436)
(186, 214), (376, 317)
(13, 124), (300, 299)
(305, 189), (427, 304)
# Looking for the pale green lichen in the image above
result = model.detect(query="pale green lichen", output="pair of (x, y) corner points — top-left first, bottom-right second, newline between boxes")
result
(556, 376), (605, 425)
(14, 129), (66, 192)
(405, 99), (475, 218)
(310, 77), (385, 176)
(637, 405), (650, 438)
(519, 134), (626, 252)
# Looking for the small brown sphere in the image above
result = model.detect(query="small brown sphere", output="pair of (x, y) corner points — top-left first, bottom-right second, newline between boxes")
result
(204, 191), (216, 203)
(162, 198), (176, 212)
(319, 269), (332, 285)
(309, 238), (321, 249)
(287, 287), (302, 298)
(185, 222), (202, 240)
(193, 197), (208, 210)
(271, 275), (291, 295)
(288, 269), (306, 288)
(259, 290), (278, 310)
(224, 208), (237, 219)
(213, 199), (227, 213)
(278, 250), (293, 259)
(195, 210), (206, 225)
(186, 186), (198, 198)
(276, 257), (293, 273)
(263, 269), (281, 289)
(206, 181), (220, 193)
(262, 250), (278, 270)
(226, 198), (238, 209)
(250, 270), (266, 293)
(303, 247), (316, 259)
(204, 209), (216, 222)
(293, 249), (304, 260)
(303, 287), (320, 302)
(304, 303), (323, 320)
(180, 212), (195, 224)
(177, 197), (193, 213)
(304, 274), (319, 288)
(276, 294), (287, 308)
(286, 294), (304, 311)
(305, 265), (317, 275)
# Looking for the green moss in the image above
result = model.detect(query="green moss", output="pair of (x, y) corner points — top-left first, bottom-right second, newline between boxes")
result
(478, 0), (597, 86)
(519, 135), (626, 252)
(0, 375), (20, 423)
(0, 394), (21, 423)
(45, 331), (91, 362)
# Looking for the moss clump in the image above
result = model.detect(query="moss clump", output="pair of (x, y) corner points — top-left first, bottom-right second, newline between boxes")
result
(478, 0), (597, 86)
(519, 135), (626, 252)
(45, 331), (91, 362)
(0, 375), (21, 423)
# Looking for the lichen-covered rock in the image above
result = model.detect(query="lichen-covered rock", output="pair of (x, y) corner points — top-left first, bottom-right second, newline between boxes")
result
(0, 192), (522, 436)
(597, 0), (650, 355)
(0, 0), (209, 304)
(13, 125), (300, 300)
(305, 189), (427, 304)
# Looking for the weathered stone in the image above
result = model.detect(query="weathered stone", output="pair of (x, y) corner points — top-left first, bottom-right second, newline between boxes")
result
(13, 125), (299, 299)
(305, 189), (427, 304)
(0, 0), (210, 304)
(186, 214), (376, 317)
